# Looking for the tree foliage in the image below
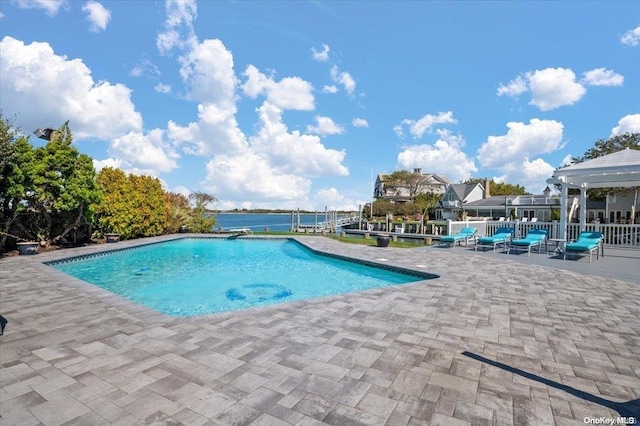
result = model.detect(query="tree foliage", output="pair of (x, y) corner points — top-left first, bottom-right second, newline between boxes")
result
(165, 192), (191, 233)
(383, 170), (432, 200)
(573, 132), (640, 163)
(93, 168), (168, 239)
(572, 132), (640, 200)
(188, 192), (217, 233)
(463, 178), (529, 195)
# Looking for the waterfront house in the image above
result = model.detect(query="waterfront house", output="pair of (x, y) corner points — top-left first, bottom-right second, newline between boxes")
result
(374, 169), (450, 203)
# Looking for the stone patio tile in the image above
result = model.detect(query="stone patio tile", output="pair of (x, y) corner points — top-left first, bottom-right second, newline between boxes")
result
(324, 403), (386, 426)
(293, 393), (336, 420)
(453, 400), (494, 426)
(427, 371), (477, 396)
(28, 393), (91, 426)
(428, 412), (471, 426)
(356, 390), (397, 419)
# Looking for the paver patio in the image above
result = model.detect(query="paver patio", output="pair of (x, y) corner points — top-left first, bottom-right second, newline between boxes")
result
(1, 235), (639, 425)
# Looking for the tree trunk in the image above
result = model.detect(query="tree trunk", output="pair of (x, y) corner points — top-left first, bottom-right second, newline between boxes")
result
(51, 205), (85, 245)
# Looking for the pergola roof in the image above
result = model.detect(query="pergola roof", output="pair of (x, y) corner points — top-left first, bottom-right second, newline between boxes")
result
(549, 148), (640, 189)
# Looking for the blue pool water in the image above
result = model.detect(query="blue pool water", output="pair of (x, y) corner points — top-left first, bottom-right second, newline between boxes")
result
(50, 238), (434, 317)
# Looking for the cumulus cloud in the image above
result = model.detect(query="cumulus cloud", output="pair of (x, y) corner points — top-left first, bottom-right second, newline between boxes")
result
(243, 65), (315, 110)
(156, 0), (198, 55)
(397, 129), (477, 182)
(109, 129), (180, 174)
(611, 114), (640, 136)
(621, 25), (640, 46)
(518, 158), (556, 193)
(306, 116), (344, 135)
(330, 65), (356, 95)
(395, 111), (456, 139)
(93, 157), (122, 172)
(82, 1), (111, 32)
(581, 68), (624, 86)
(311, 44), (330, 62)
(313, 187), (362, 211)
(250, 103), (348, 177)
(498, 67), (587, 111)
(0, 36), (142, 140)
(203, 151), (311, 206)
(352, 118), (368, 128)
(477, 118), (564, 169)
(13, 0), (67, 15)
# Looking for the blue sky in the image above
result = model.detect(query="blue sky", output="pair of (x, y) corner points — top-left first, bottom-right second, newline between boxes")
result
(1, 1), (638, 211)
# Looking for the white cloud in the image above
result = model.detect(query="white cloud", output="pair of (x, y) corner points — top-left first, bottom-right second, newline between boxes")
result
(581, 68), (624, 86)
(397, 129), (477, 182)
(611, 113), (640, 136)
(250, 103), (348, 177)
(311, 44), (330, 62)
(155, 83), (171, 94)
(498, 68), (586, 111)
(93, 157), (122, 172)
(82, 1), (111, 32)
(560, 154), (574, 167)
(156, 0), (198, 55)
(621, 25), (640, 46)
(13, 0), (67, 15)
(203, 152), (311, 206)
(477, 118), (564, 168)
(0, 36), (142, 140)
(306, 116), (344, 135)
(313, 187), (362, 211)
(322, 85), (338, 94)
(330, 65), (356, 95)
(497, 75), (528, 97)
(109, 129), (179, 174)
(352, 118), (368, 128)
(243, 65), (315, 111)
(397, 111), (456, 139)
(519, 158), (556, 193)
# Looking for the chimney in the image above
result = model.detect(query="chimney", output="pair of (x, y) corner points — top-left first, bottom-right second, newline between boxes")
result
(483, 179), (490, 199)
(413, 168), (422, 174)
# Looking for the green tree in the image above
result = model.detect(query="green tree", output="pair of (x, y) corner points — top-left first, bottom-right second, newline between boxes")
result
(93, 168), (168, 239)
(572, 133), (640, 200)
(188, 192), (217, 233)
(0, 114), (35, 248)
(28, 123), (100, 245)
(463, 178), (528, 195)
(573, 132), (640, 163)
(165, 192), (191, 233)
(383, 170), (431, 201)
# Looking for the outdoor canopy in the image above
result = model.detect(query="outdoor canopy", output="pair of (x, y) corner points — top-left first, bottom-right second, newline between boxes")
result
(546, 148), (640, 244)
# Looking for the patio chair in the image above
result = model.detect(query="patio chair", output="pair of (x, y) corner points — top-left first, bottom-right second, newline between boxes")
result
(475, 227), (514, 253)
(507, 229), (547, 256)
(564, 231), (603, 263)
(439, 227), (477, 248)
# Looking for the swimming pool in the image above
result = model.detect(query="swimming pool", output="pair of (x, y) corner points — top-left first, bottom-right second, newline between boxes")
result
(49, 238), (436, 317)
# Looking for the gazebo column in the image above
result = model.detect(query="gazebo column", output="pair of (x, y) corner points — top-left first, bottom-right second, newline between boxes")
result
(579, 186), (587, 232)
(559, 183), (568, 244)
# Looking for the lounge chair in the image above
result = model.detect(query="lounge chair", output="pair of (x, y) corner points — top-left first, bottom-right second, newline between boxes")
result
(439, 227), (477, 248)
(564, 232), (603, 262)
(507, 229), (547, 256)
(475, 227), (514, 253)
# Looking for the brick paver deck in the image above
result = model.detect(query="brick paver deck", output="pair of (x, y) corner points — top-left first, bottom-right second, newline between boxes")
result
(1, 235), (638, 425)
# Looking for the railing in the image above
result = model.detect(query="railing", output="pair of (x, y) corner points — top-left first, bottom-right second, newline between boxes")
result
(448, 220), (640, 247)
(441, 200), (460, 208)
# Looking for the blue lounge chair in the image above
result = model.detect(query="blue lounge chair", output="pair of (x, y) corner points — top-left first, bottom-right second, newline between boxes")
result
(475, 227), (514, 253)
(440, 227), (477, 248)
(507, 229), (547, 256)
(564, 231), (603, 262)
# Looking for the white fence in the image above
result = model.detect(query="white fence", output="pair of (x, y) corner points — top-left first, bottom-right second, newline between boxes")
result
(447, 220), (640, 247)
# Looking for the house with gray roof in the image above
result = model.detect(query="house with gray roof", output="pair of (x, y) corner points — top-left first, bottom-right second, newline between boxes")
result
(374, 169), (450, 203)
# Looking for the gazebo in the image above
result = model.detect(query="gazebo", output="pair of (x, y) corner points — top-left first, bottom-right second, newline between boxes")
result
(547, 148), (640, 245)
